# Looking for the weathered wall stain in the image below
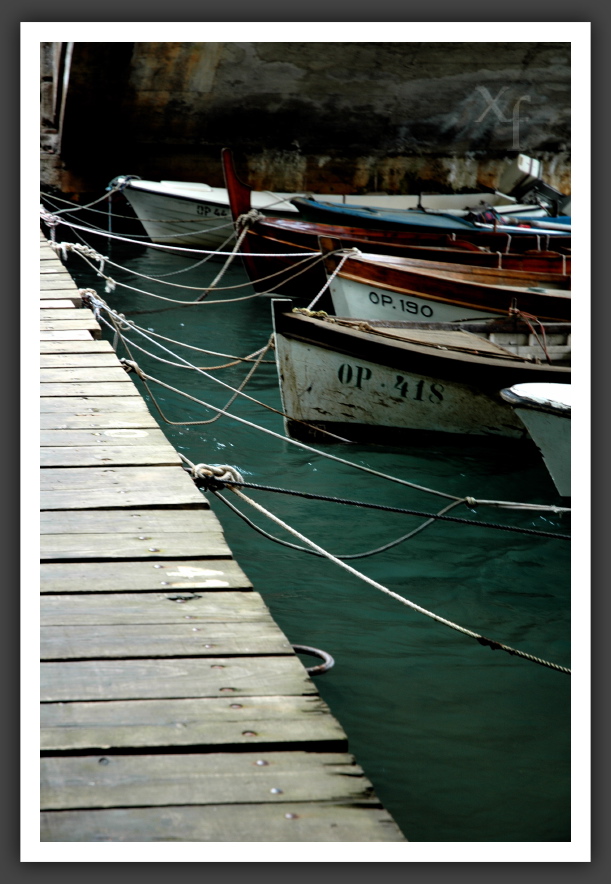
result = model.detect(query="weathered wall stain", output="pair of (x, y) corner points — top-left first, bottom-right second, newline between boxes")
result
(41, 41), (570, 197)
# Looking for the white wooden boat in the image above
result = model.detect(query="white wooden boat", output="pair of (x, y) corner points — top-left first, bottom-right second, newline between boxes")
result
(500, 383), (571, 496)
(113, 173), (526, 251)
(112, 177), (299, 250)
(272, 301), (571, 445)
(320, 241), (571, 324)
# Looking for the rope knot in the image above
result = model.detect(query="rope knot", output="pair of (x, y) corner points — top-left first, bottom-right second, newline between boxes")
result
(79, 289), (106, 318)
(236, 209), (264, 230)
(190, 463), (244, 491)
(119, 358), (146, 380)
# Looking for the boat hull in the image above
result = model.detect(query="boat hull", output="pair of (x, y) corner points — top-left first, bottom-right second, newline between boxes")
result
(500, 384), (571, 496)
(323, 248), (571, 324)
(220, 149), (571, 300)
(121, 184), (239, 249)
(273, 303), (570, 444)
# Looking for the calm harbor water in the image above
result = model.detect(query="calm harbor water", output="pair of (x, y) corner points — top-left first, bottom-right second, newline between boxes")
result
(53, 221), (571, 843)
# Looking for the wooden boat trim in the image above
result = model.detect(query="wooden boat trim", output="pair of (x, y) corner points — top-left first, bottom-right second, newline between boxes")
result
(321, 248), (571, 322)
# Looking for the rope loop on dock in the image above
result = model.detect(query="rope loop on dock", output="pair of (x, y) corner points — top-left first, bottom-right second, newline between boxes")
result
(119, 357), (147, 380)
(188, 462), (245, 490)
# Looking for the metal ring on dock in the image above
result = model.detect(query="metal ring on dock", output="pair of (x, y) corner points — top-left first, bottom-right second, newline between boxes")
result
(292, 644), (335, 675)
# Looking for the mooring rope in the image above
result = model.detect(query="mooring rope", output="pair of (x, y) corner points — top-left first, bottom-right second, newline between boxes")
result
(49, 230), (327, 303)
(194, 212), (255, 301)
(41, 192), (240, 241)
(188, 474), (570, 541)
(211, 488), (469, 559)
(85, 291), (571, 513)
(128, 339), (273, 427)
(90, 294), (570, 511)
(180, 458), (570, 674)
(41, 208), (320, 258)
(306, 248), (360, 311)
(101, 312), (354, 443)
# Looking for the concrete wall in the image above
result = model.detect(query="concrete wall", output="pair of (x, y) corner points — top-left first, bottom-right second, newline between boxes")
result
(41, 41), (571, 197)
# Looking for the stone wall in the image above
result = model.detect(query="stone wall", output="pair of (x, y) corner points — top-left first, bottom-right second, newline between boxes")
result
(41, 41), (571, 197)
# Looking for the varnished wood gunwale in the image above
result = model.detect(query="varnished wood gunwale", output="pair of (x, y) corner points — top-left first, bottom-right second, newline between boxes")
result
(321, 244), (571, 322)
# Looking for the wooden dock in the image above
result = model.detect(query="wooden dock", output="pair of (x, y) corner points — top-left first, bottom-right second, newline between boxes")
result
(39, 232), (407, 842)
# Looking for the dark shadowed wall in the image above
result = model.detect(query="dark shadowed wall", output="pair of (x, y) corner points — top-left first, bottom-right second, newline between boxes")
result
(41, 41), (571, 197)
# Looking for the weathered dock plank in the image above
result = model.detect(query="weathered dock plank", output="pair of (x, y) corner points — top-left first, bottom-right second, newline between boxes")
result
(40, 752), (372, 809)
(40, 329), (96, 341)
(40, 340), (115, 355)
(39, 299), (79, 309)
(40, 508), (232, 560)
(41, 621), (294, 660)
(38, 234), (407, 843)
(40, 262), (73, 272)
(40, 508), (219, 534)
(40, 466), (205, 509)
(41, 367), (132, 383)
(40, 532), (230, 561)
(39, 318), (100, 333)
(41, 559), (251, 593)
(41, 412), (162, 430)
(40, 308), (101, 322)
(40, 803), (404, 842)
(40, 352), (126, 368)
(40, 696), (346, 752)
(40, 272), (78, 292)
(40, 275), (86, 290)
(41, 427), (171, 446)
(40, 398), (153, 416)
(41, 657), (316, 701)
(40, 382), (139, 397)
(41, 591), (277, 625)
(40, 445), (181, 468)
(39, 291), (84, 305)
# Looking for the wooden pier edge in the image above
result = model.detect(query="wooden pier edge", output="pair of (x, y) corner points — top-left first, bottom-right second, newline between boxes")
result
(39, 231), (407, 843)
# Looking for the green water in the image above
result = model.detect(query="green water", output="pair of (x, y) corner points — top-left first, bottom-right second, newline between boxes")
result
(56, 227), (571, 842)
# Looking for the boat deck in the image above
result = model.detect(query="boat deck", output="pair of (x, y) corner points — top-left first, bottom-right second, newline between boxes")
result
(38, 232), (406, 842)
